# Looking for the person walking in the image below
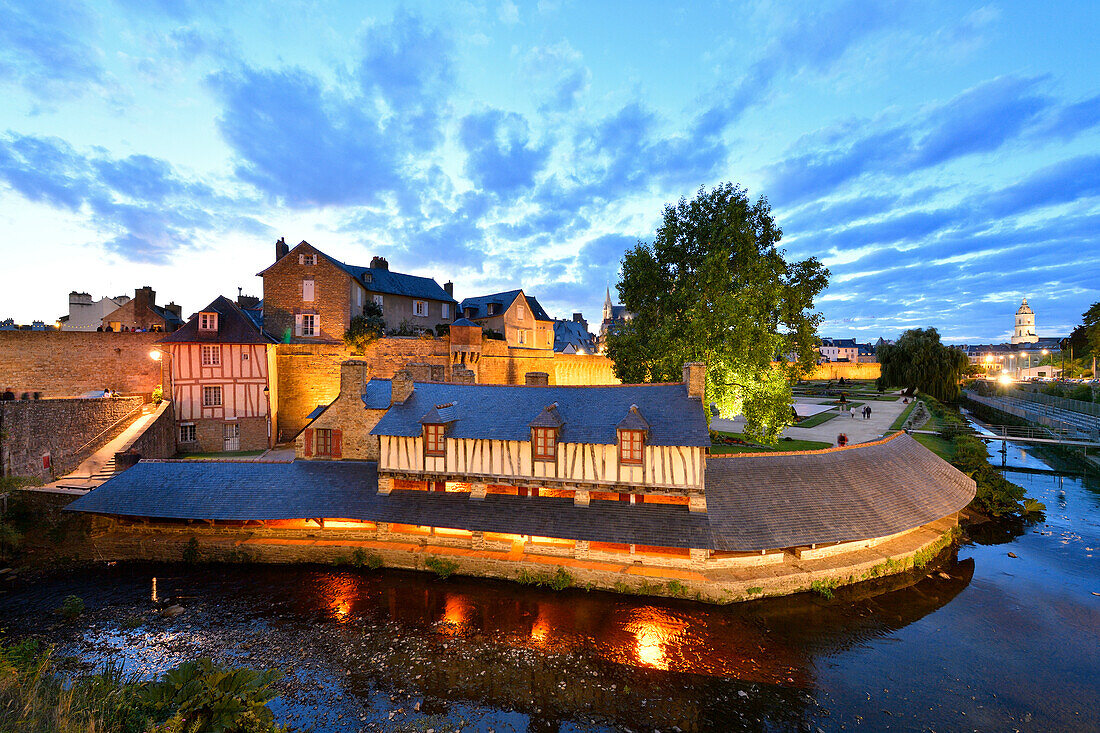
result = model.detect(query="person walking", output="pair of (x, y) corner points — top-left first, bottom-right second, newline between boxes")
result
(866, 405), (872, 420)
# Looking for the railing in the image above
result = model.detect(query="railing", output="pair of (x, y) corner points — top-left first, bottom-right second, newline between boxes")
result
(1005, 387), (1100, 418)
(963, 391), (1100, 443)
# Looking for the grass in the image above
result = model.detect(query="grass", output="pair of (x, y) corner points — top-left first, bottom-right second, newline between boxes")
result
(914, 432), (956, 461)
(810, 578), (839, 599)
(424, 556), (459, 579)
(788, 410), (838, 428)
(711, 431), (832, 454)
(888, 400), (919, 431)
(174, 450), (266, 459)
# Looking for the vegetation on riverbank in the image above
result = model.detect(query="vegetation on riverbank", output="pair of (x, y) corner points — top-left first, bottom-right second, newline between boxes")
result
(710, 430), (832, 453)
(0, 637), (288, 732)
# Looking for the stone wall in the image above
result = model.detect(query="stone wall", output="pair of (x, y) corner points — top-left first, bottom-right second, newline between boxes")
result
(122, 401), (176, 460)
(0, 396), (143, 480)
(803, 361), (881, 381)
(0, 331), (166, 398)
(294, 361), (387, 460)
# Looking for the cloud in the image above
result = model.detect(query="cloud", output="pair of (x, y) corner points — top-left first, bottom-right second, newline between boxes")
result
(459, 109), (550, 195)
(0, 132), (261, 263)
(0, 0), (105, 99)
(522, 41), (590, 113)
(498, 0), (519, 24)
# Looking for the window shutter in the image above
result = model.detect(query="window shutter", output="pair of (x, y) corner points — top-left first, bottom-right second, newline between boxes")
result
(332, 429), (342, 459)
(299, 253), (305, 264)
(303, 428), (313, 457)
(294, 313), (303, 336)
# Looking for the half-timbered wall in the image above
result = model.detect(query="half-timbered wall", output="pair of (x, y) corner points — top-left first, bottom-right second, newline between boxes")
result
(379, 435), (704, 491)
(170, 343), (271, 421)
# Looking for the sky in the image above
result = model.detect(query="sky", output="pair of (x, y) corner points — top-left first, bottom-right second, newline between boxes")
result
(0, 1), (1097, 342)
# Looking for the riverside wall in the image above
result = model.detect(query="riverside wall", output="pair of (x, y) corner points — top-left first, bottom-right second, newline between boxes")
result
(0, 396), (144, 480)
(0, 331), (166, 398)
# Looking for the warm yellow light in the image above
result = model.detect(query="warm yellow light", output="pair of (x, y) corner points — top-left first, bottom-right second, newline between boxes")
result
(1042, 349), (1049, 355)
(149, 350), (161, 360)
(998, 374), (1013, 385)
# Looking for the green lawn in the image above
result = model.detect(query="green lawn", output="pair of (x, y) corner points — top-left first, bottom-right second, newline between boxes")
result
(789, 410), (838, 428)
(888, 401), (918, 431)
(711, 431), (832, 453)
(914, 433), (955, 461)
(175, 450), (266, 459)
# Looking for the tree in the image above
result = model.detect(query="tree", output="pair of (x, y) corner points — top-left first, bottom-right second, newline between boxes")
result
(876, 328), (969, 402)
(605, 183), (829, 444)
(1081, 301), (1100, 376)
(343, 302), (386, 353)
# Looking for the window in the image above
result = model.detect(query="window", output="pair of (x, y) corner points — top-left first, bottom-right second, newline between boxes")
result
(299, 253), (317, 265)
(315, 428), (332, 457)
(619, 430), (644, 465)
(301, 314), (316, 337)
(517, 304), (526, 321)
(518, 330), (526, 345)
(202, 385), (222, 407)
(413, 300), (428, 317)
(201, 345), (220, 366)
(357, 288), (363, 307)
(424, 424), (445, 456)
(373, 294), (384, 307)
(533, 428), (557, 461)
(179, 424), (196, 443)
(302, 279), (315, 302)
(198, 312), (217, 331)
(441, 303), (450, 319)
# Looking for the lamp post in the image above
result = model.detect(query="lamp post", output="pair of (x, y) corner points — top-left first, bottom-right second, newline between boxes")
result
(263, 385), (272, 449)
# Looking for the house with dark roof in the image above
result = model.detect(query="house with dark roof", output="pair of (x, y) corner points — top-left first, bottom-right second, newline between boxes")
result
(459, 289), (554, 349)
(159, 296), (278, 453)
(258, 238), (457, 343)
(100, 286), (183, 333)
(819, 337), (858, 362)
(553, 314), (597, 354)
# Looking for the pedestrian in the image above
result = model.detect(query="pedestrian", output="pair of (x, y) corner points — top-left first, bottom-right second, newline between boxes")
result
(1, 387), (14, 401)
(866, 405), (872, 420)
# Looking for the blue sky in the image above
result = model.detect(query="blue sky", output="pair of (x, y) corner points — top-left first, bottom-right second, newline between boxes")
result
(0, 0), (1097, 342)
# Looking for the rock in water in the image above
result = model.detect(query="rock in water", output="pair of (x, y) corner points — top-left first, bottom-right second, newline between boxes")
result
(162, 605), (185, 617)
(1007, 552), (1018, 558)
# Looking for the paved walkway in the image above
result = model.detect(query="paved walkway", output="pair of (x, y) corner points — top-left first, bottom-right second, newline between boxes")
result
(713, 394), (911, 447)
(43, 404), (161, 492)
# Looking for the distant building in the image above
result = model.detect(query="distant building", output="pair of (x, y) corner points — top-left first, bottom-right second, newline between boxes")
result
(61, 291), (131, 331)
(101, 287), (183, 332)
(819, 338), (858, 362)
(598, 288), (633, 353)
(1011, 298), (1039, 345)
(459, 290), (555, 349)
(856, 342), (878, 363)
(554, 313), (597, 354)
(259, 238), (456, 343)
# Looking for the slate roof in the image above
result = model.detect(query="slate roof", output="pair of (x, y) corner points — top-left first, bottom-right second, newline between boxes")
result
(420, 402), (458, 424)
(159, 296), (275, 344)
(369, 381), (710, 447)
(65, 435), (974, 552)
(616, 405), (650, 432)
(820, 338), (857, 348)
(337, 260), (456, 303)
(553, 319), (597, 353)
(362, 379), (392, 410)
(459, 290), (552, 322)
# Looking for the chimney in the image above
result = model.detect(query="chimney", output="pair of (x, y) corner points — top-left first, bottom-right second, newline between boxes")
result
(452, 366), (476, 384)
(525, 371), (549, 386)
(444, 281), (454, 298)
(391, 369), (414, 405)
(370, 256), (389, 270)
(572, 312), (583, 323)
(164, 302), (182, 319)
(275, 237), (289, 261)
(682, 362), (705, 401)
(340, 360), (368, 398)
(134, 286), (155, 312)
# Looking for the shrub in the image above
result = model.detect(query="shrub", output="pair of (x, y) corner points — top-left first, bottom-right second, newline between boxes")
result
(141, 658), (285, 732)
(746, 586), (763, 595)
(666, 579), (688, 597)
(59, 595), (85, 620)
(810, 579), (838, 599)
(182, 537), (200, 564)
(547, 568), (574, 591)
(343, 304), (386, 353)
(424, 556), (459, 579)
(151, 384), (163, 404)
(0, 523), (22, 561)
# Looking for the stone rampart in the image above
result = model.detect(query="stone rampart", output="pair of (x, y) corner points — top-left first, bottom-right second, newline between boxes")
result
(0, 331), (166, 398)
(803, 361), (881, 381)
(121, 401), (176, 460)
(0, 396), (143, 480)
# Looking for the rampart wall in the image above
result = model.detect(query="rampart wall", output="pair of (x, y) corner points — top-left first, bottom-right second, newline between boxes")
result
(122, 401), (177, 461)
(803, 361), (881, 381)
(0, 331), (166, 398)
(0, 396), (143, 480)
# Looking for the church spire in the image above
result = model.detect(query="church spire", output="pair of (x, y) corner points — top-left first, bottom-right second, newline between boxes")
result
(603, 286), (613, 321)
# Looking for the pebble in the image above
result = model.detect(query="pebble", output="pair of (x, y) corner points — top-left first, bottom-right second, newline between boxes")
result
(1007, 552), (1018, 558)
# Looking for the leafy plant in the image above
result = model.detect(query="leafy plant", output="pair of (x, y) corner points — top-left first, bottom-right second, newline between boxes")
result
(665, 579), (688, 597)
(547, 568), (574, 591)
(424, 556), (459, 579)
(746, 586), (763, 595)
(59, 595), (85, 620)
(810, 579), (838, 599)
(349, 549), (383, 569)
(343, 302), (386, 353)
(141, 658), (285, 732)
(151, 384), (163, 404)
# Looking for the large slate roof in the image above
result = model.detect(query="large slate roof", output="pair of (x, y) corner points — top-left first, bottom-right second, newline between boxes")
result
(337, 261), (456, 303)
(66, 434), (974, 552)
(459, 290), (551, 322)
(159, 296), (275, 344)
(369, 381), (710, 447)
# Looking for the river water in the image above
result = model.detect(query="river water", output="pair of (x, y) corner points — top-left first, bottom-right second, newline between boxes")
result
(2, 441), (1098, 732)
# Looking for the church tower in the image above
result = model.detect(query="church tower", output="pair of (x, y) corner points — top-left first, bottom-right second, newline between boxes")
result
(603, 287), (613, 323)
(1011, 298), (1038, 344)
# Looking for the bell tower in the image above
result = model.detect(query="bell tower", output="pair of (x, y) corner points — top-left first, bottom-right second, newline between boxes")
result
(1011, 298), (1038, 344)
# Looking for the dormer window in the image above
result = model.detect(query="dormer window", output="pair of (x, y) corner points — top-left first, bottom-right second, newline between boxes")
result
(424, 424), (445, 456)
(533, 428), (557, 461)
(618, 430), (644, 465)
(199, 312), (218, 332)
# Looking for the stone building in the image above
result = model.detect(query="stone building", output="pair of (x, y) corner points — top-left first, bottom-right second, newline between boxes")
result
(553, 314), (597, 354)
(258, 238), (456, 343)
(819, 338), (858, 362)
(598, 288), (633, 353)
(100, 287), (183, 332)
(459, 290), (555, 349)
(1011, 297), (1039, 344)
(61, 291), (130, 331)
(159, 296), (278, 453)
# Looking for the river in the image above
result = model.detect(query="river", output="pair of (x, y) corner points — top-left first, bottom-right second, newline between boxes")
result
(2, 439), (1098, 732)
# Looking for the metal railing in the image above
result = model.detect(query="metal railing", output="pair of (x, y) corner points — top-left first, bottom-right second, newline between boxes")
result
(1006, 387), (1100, 417)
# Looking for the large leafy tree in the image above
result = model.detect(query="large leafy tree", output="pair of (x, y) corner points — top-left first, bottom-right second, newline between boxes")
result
(605, 183), (828, 444)
(877, 327), (969, 402)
